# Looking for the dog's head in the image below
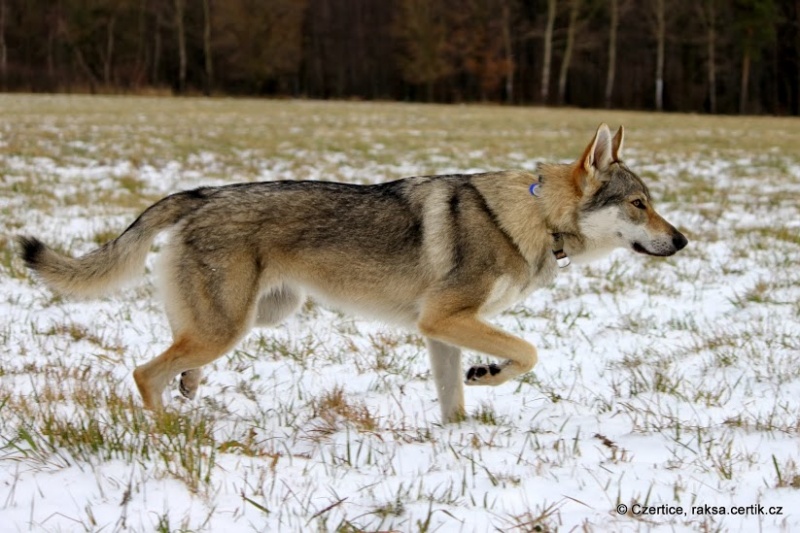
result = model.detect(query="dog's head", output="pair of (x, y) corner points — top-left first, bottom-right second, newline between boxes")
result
(575, 124), (688, 258)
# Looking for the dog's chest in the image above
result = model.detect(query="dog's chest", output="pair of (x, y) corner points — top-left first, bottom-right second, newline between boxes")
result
(481, 275), (533, 316)
(480, 260), (558, 316)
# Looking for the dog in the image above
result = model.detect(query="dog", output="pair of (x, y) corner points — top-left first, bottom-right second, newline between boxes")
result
(18, 123), (687, 423)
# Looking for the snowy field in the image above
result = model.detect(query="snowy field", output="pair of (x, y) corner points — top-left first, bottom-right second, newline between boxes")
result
(1, 95), (799, 532)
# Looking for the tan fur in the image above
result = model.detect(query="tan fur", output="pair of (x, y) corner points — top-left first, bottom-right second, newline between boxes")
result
(19, 124), (687, 423)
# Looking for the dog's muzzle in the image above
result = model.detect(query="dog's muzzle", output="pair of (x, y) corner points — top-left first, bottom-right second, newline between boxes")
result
(633, 231), (688, 256)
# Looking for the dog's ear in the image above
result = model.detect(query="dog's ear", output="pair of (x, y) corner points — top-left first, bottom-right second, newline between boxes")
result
(611, 125), (624, 162)
(581, 123), (614, 174)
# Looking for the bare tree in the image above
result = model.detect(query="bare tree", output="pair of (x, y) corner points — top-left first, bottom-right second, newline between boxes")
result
(540, 0), (556, 103)
(740, 22), (753, 114)
(604, 0), (618, 108)
(103, 13), (116, 86)
(0, 0), (7, 84)
(452, 0), (513, 101)
(46, 2), (55, 78)
(734, 0), (777, 114)
(0, 0), (796, 113)
(56, 9), (99, 92)
(557, 0), (579, 104)
(215, 0), (308, 93)
(133, 0), (147, 86)
(655, 0), (665, 111)
(203, 0), (214, 95)
(393, 0), (453, 101)
(153, 7), (162, 84)
(697, 0), (717, 113)
(501, 0), (513, 103)
(174, 0), (186, 93)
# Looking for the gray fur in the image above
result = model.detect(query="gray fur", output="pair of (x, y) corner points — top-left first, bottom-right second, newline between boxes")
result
(18, 123), (687, 423)
(582, 163), (652, 213)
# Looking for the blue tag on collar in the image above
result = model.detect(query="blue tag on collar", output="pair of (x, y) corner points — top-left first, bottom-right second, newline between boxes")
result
(529, 183), (541, 197)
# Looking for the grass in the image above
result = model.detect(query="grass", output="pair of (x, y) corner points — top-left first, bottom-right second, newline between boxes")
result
(1, 94), (799, 531)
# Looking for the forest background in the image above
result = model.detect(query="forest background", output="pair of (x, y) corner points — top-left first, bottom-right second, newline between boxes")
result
(0, 0), (798, 115)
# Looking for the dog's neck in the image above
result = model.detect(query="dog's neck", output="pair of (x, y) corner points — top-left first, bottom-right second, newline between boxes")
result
(472, 167), (619, 268)
(535, 162), (621, 264)
(533, 163), (580, 229)
(472, 169), (572, 266)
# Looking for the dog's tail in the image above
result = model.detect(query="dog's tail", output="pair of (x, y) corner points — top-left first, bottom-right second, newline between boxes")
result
(18, 189), (208, 298)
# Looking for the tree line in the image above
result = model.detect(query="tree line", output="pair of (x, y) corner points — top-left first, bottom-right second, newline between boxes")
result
(1, 0), (798, 115)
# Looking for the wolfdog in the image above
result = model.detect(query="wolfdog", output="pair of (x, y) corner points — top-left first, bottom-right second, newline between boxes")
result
(18, 124), (687, 423)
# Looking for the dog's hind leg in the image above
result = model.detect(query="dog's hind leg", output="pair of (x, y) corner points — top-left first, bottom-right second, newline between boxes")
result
(426, 338), (466, 423)
(136, 250), (260, 410)
(176, 285), (305, 401)
(134, 334), (242, 410)
(177, 285), (304, 400)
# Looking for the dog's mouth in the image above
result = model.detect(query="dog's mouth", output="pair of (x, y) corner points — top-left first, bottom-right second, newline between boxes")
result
(632, 242), (673, 257)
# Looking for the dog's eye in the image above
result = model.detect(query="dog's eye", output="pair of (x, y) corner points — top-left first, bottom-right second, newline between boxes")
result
(631, 199), (646, 209)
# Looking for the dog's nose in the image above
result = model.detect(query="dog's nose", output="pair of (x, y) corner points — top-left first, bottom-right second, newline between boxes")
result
(673, 232), (688, 251)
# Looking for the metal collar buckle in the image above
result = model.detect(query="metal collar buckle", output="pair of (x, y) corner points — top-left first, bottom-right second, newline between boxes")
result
(531, 177), (570, 268)
(551, 232), (571, 268)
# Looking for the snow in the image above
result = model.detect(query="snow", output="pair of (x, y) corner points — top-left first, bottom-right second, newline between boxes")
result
(1, 98), (799, 532)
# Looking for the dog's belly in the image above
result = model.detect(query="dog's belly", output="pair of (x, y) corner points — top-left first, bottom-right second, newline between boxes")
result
(301, 284), (420, 327)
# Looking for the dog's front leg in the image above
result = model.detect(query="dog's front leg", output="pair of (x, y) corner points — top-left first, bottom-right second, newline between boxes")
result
(419, 311), (538, 388)
(426, 338), (466, 423)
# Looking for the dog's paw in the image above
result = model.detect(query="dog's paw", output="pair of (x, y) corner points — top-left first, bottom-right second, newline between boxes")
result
(179, 370), (200, 400)
(178, 379), (195, 399)
(465, 363), (503, 385)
